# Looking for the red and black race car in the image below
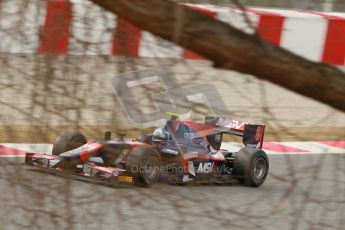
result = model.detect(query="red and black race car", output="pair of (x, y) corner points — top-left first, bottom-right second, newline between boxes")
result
(25, 113), (269, 187)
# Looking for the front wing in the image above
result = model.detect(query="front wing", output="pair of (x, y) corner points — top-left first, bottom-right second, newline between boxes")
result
(24, 152), (135, 186)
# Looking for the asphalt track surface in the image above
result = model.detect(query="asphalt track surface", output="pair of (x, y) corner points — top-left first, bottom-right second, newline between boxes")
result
(1, 153), (345, 230)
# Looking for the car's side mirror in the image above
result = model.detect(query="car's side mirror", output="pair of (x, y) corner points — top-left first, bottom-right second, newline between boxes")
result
(104, 131), (111, 140)
(117, 131), (126, 141)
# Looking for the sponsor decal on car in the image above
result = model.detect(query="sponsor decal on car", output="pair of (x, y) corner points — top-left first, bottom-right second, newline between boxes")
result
(197, 162), (214, 173)
(117, 176), (133, 183)
(255, 126), (263, 142)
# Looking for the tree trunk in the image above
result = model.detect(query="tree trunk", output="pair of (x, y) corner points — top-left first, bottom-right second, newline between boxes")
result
(90, 0), (345, 113)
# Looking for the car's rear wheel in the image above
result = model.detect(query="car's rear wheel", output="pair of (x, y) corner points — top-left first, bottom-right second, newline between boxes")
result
(233, 147), (269, 187)
(126, 148), (161, 187)
(52, 131), (87, 156)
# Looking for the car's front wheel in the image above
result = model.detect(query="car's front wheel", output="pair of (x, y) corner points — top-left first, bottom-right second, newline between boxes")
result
(126, 148), (161, 187)
(52, 131), (87, 156)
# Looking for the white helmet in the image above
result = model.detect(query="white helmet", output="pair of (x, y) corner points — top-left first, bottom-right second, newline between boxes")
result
(152, 128), (169, 143)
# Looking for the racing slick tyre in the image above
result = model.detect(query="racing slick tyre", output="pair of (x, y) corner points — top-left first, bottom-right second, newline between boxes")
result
(126, 148), (161, 187)
(233, 147), (269, 187)
(52, 131), (87, 156)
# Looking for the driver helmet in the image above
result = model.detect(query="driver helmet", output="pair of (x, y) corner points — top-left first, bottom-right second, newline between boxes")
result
(152, 128), (169, 143)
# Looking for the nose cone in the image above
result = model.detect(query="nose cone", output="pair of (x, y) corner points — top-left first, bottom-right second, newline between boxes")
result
(59, 150), (82, 159)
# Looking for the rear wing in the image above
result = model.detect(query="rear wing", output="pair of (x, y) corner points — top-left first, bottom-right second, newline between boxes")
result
(205, 117), (265, 149)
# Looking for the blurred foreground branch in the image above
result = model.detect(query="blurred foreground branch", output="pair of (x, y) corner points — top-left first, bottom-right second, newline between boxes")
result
(90, 0), (345, 113)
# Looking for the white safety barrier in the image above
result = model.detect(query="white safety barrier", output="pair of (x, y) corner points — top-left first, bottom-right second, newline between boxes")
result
(0, 1), (344, 65)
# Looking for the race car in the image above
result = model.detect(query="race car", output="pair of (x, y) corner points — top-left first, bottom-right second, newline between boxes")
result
(25, 113), (269, 187)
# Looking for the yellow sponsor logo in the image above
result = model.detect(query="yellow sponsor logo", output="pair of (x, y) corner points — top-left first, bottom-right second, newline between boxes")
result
(118, 176), (133, 183)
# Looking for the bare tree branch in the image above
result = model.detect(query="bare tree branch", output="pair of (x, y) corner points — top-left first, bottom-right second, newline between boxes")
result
(89, 0), (345, 113)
